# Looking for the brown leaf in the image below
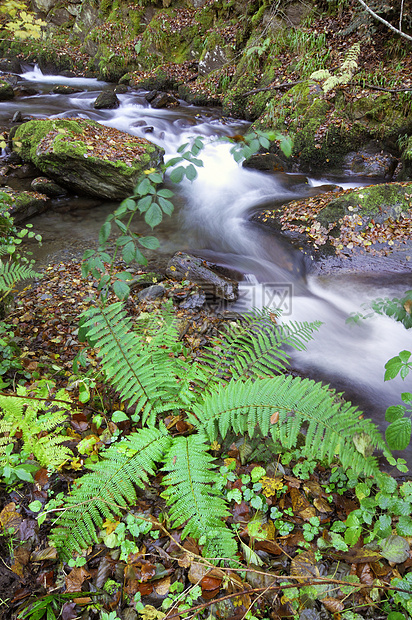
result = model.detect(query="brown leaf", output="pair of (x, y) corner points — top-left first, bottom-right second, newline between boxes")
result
(31, 547), (58, 561)
(153, 576), (171, 596)
(65, 566), (91, 592)
(0, 503), (22, 534)
(313, 497), (333, 513)
(321, 597), (345, 613)
(270, 411), (279, 424)
(290, 549), (320, 581)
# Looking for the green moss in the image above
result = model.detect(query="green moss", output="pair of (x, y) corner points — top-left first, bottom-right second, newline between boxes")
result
(13, 119), (85, 164)
(316, 183), (412, 234)
(0, 80), (14, 101)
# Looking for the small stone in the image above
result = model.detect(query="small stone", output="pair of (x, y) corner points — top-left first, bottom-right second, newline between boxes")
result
(12, 111), (23, 123)
(137, 284), (166, 301)
(31, 177), (67, 197)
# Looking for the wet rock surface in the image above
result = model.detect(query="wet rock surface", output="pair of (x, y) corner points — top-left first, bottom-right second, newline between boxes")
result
(166, 252), (239, 301)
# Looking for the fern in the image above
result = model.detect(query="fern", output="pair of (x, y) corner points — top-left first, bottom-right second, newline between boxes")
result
(161, 435), (238, 560)
(310, 43), (361, 92)
(0, 386), (73, 469)
(190, 375), (386, 477)
(195, 309), (321, 391)
(50, 426), (171, 558)
(49, 302), (390, 562)
(81, 302), (189, 424)
(0, 259), (39, 297)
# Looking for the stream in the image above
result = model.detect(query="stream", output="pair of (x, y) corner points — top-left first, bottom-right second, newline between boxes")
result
(2, 66), (412, 460)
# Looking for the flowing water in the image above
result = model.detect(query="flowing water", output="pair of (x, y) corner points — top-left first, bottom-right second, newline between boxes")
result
(2, 66), (412, 459)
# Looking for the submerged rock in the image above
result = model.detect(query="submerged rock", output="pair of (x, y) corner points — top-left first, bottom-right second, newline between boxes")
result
(166, 252), (238, 301)
(0, 80), (14, 101)
(12, 118), (163, 200)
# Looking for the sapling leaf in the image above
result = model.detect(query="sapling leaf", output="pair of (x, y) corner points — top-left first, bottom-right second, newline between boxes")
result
(169, 166), (185, 183)
(137, 178), (155, 195)
(148, 172), (163, 184)
(380, 534), (410, 563)
(401, 392), (412, 403)
(145, 203), (163, 228)
(113, 280), (130, 300)
(122, 241), (136, 263)
(137, 195), (152, 213)
(158, 196), (174, 215)
(385, 418), (412, 450)
(157, 188), (174, 198)
(138, 236), (160, 250)
(99, 222), (111, 245)
(185, 164), (197, 181)
(119, 198), (135, 212)
(385, 405), (406, 422)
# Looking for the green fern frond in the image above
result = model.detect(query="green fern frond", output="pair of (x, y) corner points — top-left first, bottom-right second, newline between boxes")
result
(82, 303), (187, 424)
(192, 375), (385, 478)
(161, 435), (237, 560)
(0, 391), (73, 468)
(0, 259), (39, 292)
(196, 310), (321, 390)
(51, 426), (171, 559)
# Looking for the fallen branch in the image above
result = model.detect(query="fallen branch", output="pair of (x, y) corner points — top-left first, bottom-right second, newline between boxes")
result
(240, 80), (305, 96)
(354, 82), (412, 93)
(356, 0), (412, 42)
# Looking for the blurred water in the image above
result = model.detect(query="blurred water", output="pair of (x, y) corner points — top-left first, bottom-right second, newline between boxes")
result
(2, 65), (412, 458)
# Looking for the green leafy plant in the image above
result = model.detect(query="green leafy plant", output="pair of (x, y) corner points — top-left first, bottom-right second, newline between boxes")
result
(0, 381), (74, 476)
(384, 350), (412, 450)
(0, 211), (42, 315)
(311, 42), (361, 92)
(0, 0), (47, 40)
(347, 290), (412, 329)
(42, 299), (393, 562)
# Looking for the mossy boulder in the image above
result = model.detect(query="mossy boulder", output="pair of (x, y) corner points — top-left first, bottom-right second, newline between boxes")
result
(0, 187), (48, 222)
(317, 183), (412, 231)
(254, 182), (412, 274)
(12, 119), (164, 201)
(0, 80), (14, 101)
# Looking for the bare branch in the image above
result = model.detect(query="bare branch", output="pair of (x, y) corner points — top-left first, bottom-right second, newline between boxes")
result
(356, 0), (412, 42)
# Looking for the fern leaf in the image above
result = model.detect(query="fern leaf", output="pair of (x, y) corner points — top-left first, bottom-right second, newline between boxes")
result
(0, 393), (73, 468)
(0, 260), (39, 292)
(192, 375), (386, 478)
(310, 69), (331, 81)
(51, 426), (171, 559)
(82, 303), (186, 424)
(162, 435), (237, 560)
(196, 310), (321, 390)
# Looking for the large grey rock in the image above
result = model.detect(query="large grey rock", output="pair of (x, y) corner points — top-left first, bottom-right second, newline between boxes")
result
(166, 252), (238, 301)
(93, 91), (120, 109)
(199, 46), (229, 76)
(32, 0), (58, 13)
(344, 147), (398, 179)
(13, 118), (163, 200)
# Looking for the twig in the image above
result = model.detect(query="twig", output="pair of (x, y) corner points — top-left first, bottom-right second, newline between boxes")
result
(240, 81), (305, 96)
(353, 82), (412, 93)
(355, 0), (412, 42)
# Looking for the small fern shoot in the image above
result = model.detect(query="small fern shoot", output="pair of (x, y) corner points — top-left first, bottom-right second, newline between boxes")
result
(0, 385), (73, 469)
